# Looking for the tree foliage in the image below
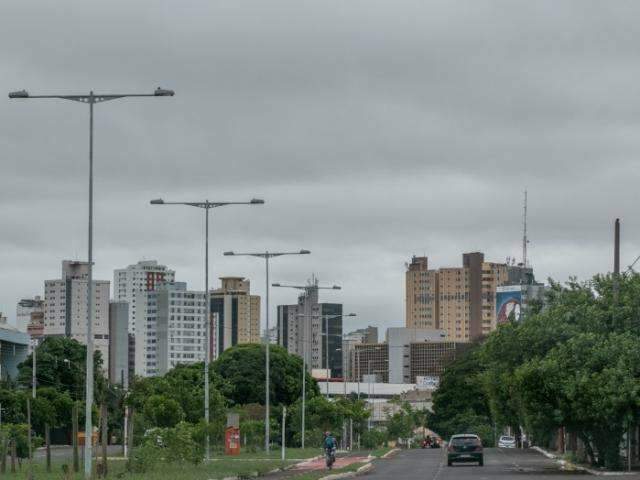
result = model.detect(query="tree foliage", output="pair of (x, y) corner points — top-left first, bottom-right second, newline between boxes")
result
(429, 273), (640, 469)
(213, 344), (319, 407)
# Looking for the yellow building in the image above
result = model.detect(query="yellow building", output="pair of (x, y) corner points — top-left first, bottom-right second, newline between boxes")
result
(405, 253), (531, 342)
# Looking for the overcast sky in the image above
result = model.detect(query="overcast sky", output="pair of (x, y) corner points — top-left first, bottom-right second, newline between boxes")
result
(2, 1), (639, 332)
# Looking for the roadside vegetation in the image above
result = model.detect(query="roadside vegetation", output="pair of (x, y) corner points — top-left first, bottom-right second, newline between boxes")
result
(429, 273), (640, 470)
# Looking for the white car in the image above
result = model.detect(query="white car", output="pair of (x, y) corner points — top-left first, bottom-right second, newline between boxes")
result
(498, 435), (516, 448)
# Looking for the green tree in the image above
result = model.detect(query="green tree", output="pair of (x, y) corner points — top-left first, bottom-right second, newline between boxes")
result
(17, 337), (104, 400)
(213, 344), (319, 406)
(143, 395), (185, 428)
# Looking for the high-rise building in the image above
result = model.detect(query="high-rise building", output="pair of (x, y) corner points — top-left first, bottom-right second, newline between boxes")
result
(136, 282), (206, 377)
(210, 277), (261, 360)
(109, 301), (129, 386)
(44, 261), (110, 364)
(17, 296), (44, 333)
(113, 260), (175, 335)
(277, 279), (343, 378)
(405, 253), (537, 341)
(405, 257), (439, 330)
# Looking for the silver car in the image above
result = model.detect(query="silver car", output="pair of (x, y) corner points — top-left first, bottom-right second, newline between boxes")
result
(498, 435), (516, 448)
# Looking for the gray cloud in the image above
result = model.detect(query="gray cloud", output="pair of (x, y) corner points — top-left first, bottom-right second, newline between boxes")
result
(2, 0), (639, 331)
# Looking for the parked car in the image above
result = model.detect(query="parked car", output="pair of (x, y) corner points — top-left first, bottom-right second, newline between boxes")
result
(447, 434), (483, 466)
(498, 435), (517, 448)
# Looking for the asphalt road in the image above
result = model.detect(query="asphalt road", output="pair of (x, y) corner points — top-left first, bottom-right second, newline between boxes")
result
(365, 447), (629, 479)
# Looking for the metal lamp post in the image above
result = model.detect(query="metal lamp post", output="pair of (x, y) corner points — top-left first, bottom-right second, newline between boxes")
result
(9, 87), (174, 479)
(150, 198), (263, 460)
(224, 250), (311, 452)
(272, 282), (341, 448)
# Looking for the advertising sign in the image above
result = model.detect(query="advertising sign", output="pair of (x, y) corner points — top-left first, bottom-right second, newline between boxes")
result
(416, 376), (440, 390)
(496, 286), (522, 324)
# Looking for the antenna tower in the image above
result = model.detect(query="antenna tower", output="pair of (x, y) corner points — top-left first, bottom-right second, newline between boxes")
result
(522, 190), (528, 268)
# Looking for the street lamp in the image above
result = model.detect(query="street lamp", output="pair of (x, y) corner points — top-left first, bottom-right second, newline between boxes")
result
(273, 282), (341, 448)
(151, 198), (263, 460)
(224, 249), (311, 452)
(10, 87), (174, 479)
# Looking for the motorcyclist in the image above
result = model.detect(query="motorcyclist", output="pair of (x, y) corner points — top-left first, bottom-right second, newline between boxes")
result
(324, 431), (337, 451)
(324, 431), (337, 467)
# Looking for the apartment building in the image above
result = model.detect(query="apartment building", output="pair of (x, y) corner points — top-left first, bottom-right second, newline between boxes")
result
(210, 277), (260, 360)
(136, 282), (206, 377)
(113, 260), (175, 335)
(44, 261), (110, 363)
(405, 252), (537, 341)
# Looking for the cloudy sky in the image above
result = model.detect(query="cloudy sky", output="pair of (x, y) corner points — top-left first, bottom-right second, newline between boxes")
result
(2, 1), (639, 331)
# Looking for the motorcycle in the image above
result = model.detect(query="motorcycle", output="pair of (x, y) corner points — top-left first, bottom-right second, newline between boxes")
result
(325, 447), (336, 469)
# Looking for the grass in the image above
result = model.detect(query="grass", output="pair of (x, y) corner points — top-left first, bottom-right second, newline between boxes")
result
(0, 448), (322, 480)
(368, 447), (393, 458)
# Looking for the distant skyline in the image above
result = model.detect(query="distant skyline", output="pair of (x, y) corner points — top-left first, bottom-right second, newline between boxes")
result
(2, 1), (637, 332)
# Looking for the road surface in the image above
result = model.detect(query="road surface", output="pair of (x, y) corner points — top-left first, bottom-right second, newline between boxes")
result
(365, 448), (637, 479)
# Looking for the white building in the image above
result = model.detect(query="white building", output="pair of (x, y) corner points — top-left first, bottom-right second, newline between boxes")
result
(136, 282), (206, 377)
(16, 296), (44, 333)
(113, 260), (175, 335)
(44, 261), (110, 364)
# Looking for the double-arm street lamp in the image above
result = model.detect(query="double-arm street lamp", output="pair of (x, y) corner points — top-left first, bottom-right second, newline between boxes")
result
(271, 281), (340, 448)
(9, 87), (174, 479)
(151, 198), (264, 460)
(224, 250), (311, 452)
(294, 312), (355, 450)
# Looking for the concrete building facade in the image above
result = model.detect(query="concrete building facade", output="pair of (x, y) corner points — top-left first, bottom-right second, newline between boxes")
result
(137, 282), (206, 377)
(277, 279), (343, 378)
(210, 277), (260, 360)
(405, 253), (537, 341)
(113, 260), (175, 335)
(408, 341), (470, 384)
(352, 343), (389, 383)
(17, 296), (44, 333)
(44, 261), (110, 364)
(342, 326), (378, 382)
(109, 301), (129, 386)
(386, 327), (448, 384)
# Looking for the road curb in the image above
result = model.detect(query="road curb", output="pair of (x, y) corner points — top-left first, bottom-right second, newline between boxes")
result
(532, 445), (636, 476)
(318, 462), (373, 480)
(380, 448), (400, 459)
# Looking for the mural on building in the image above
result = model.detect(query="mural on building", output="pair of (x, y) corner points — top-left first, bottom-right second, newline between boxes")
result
(496, 286), (522, 324)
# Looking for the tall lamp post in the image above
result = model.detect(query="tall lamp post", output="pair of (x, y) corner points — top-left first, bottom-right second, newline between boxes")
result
(224, 250), (311, 452)
(9, 87), (174, 479)
(272, 282), (341, 448)
(151, 198), (264, 460)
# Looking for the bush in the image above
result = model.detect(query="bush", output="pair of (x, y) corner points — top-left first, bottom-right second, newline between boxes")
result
(361, 429), (386, 449)
(128, 442), (163, 473)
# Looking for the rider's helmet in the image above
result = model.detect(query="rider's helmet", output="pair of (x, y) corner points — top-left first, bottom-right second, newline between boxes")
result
(325, 431), (331, 437)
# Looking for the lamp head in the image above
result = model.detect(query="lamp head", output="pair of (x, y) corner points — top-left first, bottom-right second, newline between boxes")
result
(332, 285), (342, 290)
(150, 198), (164, 205)
(346, 313), (357, 317)
(250, 198), (265, 204)
(9, 90), (29, 99)
(272, 283), (281, 287)
(154, 87), (175, 97)
(299, 249), (311, 254)
(223, 251), (234, 256)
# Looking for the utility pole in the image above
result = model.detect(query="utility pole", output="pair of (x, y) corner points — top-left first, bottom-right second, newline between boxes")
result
(522, 190), (528, 268)
(614, 218), (620, 301)
(281, 406), (286, 462)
